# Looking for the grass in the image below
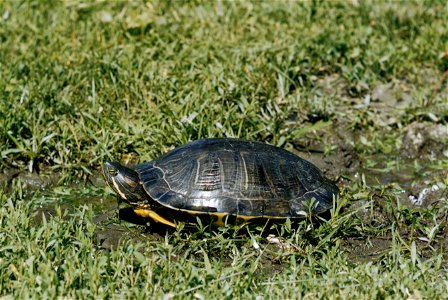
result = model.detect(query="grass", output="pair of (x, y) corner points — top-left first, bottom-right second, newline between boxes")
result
(1, 1), (447, 298)
(2, 182), (448, 298)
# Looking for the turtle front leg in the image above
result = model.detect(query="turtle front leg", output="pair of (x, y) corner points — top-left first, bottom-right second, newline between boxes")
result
(133, 208), (177, 228)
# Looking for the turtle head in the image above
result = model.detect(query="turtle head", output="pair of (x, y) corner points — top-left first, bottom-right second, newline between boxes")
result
(102, 161), (147, 205)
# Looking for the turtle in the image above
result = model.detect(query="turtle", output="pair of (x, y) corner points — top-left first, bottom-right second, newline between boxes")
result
(103, 138), (339, 228)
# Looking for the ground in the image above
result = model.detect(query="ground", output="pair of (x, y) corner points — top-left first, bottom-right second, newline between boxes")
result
(1, 1), (447, 298)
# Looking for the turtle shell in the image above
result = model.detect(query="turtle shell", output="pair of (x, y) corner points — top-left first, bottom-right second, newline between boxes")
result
(132, 138), (338, 218)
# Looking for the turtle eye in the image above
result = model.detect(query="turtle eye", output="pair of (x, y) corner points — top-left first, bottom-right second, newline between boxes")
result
(108, 168), (118, 176)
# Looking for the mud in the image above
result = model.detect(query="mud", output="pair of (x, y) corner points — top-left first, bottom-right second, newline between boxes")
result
(0, 168), (62, 191)
(94, 221), (165, 250)
(400, 122), (448, 159)
(343, 237), (392, 263)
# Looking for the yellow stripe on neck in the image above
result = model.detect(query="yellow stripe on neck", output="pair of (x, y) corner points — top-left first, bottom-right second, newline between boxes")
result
(111, 178), (128, 200)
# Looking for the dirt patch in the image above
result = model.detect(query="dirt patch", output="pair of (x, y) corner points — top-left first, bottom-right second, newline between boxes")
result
(368, 82), (414, 127)
(400, 122), (448, 159)
(94, 223), (165, 250)
(342, 237), (391, 263)
(0, 168), (62, 192)
(407, 182), (447, 208)
(290, 119), (360, 180)
(94, 207), (169, 249)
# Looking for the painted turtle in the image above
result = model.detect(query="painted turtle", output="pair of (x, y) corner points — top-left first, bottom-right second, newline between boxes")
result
(103, 138), (339, 227)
